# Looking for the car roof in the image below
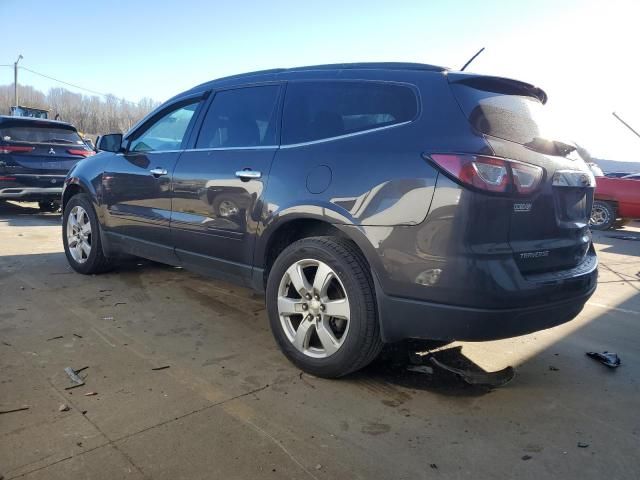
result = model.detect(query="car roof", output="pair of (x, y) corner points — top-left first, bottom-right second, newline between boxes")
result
(185, 62), (448, 95)
(0, 115), (76, 129)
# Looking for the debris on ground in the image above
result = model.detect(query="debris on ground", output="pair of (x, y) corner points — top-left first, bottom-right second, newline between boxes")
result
(315, 464), (322, 470)
(586, 351), (621, 368)
(84, 392), (98, 396)
(406, 365), (434, 374)
(0, 406), (29, 415)
(549, 366), (560, 371)
(151, 365), (170, 371)
(64, 366), (86, 387)
(114, 302), (127, 307)
(46, 335), (64, 341)
(521, 455), (532, 461)
(577, 442), (589, 448)
(102, 316), (114, 321)
(1, 341), (11, 347)
(59, 404), (70, 412)
(429, 355), (515, 387)
(73, 333), (83, 339)
(430, 463), (438, 469)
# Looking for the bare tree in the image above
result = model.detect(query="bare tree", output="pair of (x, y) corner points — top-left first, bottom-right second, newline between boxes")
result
(0, 83), (159, 138)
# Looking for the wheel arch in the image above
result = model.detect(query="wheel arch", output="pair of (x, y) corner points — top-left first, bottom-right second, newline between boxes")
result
(255, 213), (382, 291)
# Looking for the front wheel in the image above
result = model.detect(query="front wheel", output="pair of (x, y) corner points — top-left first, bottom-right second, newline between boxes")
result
(266, 236), (382, 378)
(590, 200), (616, 230)
(62, 194), (113, 274)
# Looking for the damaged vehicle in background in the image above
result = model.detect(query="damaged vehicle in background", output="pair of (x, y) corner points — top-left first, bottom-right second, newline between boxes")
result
(0, 116), (94, 211)
(61, 62), (598, 377)
(590, 173), (640, 230)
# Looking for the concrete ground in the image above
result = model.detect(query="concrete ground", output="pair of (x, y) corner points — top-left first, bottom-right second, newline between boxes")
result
(0, 201), (638, 480)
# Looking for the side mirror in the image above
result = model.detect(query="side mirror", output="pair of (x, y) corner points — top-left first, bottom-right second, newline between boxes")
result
(93, 135), (101, 152)
(97, 133), (123, 153)
(83, 138), (95, 150)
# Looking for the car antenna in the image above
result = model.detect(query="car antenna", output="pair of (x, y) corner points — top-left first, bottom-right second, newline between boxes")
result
(612, 112), (640, 140)
(460, 47), (485, 71)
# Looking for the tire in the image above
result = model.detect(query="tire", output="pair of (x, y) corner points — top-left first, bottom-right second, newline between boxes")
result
(38, 200), (60, 212)
(266, 236), (383, 378)
(590, 200), (616, 230)
(62, 193), (113, 274)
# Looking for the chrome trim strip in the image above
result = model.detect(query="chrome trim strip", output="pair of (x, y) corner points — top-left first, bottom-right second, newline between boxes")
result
(0, 187), (62, 197)
(279, 121), (413, 149)
(183, 145), (278, 152)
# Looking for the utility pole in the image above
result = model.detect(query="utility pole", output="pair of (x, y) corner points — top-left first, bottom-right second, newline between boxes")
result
(14, 54), (23, 107)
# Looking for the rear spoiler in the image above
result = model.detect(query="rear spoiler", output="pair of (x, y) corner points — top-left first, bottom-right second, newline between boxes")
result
(446, 72), (548, 104)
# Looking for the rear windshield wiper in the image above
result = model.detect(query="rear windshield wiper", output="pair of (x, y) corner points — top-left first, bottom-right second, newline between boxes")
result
(525, 137), (576, 157)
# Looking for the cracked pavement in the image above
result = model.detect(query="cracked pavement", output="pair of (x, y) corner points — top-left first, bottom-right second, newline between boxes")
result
(1, 202), (639, 479)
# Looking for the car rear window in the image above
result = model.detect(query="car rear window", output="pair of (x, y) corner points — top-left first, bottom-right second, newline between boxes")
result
(0, 121), (84, 145)
(449, 77), (562, 147)
(282, 81), (418, 145)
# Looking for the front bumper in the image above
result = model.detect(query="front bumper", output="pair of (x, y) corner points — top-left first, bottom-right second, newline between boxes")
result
(376, 253), (598, 342)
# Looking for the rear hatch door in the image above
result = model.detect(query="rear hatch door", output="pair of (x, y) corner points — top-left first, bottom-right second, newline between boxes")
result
(448, 73), (595, 274)
(0, 119), (91, 176)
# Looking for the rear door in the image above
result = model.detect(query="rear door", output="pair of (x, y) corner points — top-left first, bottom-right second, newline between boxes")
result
(170, 84), (282, 284)
(449, 74), (595, 274)
(102, 98), (202, 254)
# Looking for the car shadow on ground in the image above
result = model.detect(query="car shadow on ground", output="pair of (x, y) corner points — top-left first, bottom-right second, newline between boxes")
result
(0, 201), (60, 226)
(592, 227), (640, 257)
(354, 342), (498, 397)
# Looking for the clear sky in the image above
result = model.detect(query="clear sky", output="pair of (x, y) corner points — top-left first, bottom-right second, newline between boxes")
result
(1, 0), (639, 161)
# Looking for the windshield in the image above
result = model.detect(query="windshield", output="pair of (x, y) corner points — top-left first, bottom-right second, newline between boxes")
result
(0, 122), (84, 145)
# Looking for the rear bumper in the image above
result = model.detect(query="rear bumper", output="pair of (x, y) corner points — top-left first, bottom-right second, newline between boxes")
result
(376, 254), (598, 342)
(0, 187), (62, 200)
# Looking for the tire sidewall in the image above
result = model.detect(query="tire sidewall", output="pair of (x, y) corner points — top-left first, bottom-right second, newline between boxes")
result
(62, 194), (103, 274)
(266, 239), (375, 377)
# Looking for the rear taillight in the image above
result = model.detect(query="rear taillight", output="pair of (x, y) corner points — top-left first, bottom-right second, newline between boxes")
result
(0, 145), (34, 154)
(427, 153), (544, 195)
(67, 148), (95, 157)
(0, 176), (17, 181)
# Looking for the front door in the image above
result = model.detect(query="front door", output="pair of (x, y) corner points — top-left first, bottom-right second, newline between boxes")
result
(170, 84), (282, 285)
(102, 99), (201, 261)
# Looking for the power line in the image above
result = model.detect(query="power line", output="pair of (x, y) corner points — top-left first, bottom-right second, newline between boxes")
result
(19, 66), (109, 97)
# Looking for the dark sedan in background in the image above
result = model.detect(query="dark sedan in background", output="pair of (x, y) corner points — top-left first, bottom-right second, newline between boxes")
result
(0, 116), (94, 211)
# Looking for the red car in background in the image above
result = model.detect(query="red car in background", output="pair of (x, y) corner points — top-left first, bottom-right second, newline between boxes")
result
(590, 174), (640, 229)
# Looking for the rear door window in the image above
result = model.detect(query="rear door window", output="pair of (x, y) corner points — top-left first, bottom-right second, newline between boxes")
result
(0, 122), (84, 145)
(195, 85), (281, 149)
(282, 81), (418, 145)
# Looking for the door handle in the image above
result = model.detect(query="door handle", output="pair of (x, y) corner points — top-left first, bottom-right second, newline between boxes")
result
(149, 167), (168, 177)
(235, 169), (262, 180)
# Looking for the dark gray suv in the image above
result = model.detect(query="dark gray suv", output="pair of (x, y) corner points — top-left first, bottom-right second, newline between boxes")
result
(62, 63), (598, 377)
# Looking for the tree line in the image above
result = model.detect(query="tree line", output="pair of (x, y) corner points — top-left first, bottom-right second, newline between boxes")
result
(0, 83), (159, 137)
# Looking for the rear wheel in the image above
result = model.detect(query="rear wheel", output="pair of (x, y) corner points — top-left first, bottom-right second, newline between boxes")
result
(62, 194), (113, 274)
(590, 200), (616, 230)
(266, 236), (382, 378)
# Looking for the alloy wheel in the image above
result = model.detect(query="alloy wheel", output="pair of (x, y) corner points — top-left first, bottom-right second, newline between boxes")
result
(66, 206), (92, 263)
(590, 205), (609, 227)
(277, 259), (351, 358)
